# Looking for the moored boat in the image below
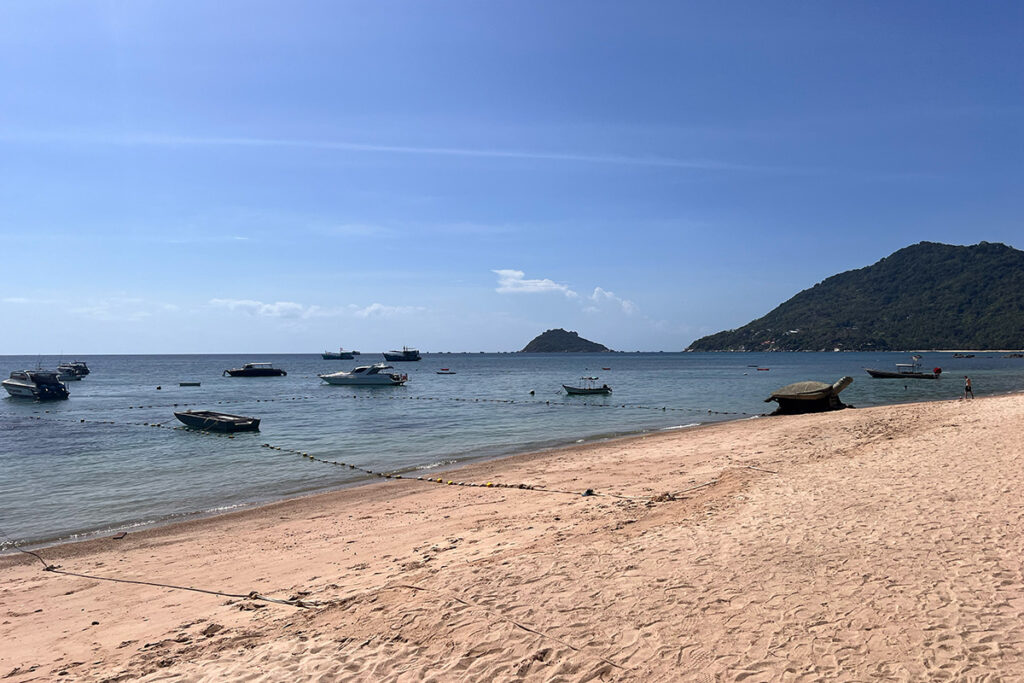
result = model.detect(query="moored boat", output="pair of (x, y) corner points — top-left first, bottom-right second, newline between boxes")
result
(2, 370), (70, 400)
(322, 347), (356, 360)
(764, 376), (853, 414)
(319, 363), (408, 386)
(223, 363), (287, 377)
(865, 355), (941, 379)
(563, 377), (612, 395)
(57, 361), (90, 379)
(174, 410), (260, 432)
(383, 346), (422, 362)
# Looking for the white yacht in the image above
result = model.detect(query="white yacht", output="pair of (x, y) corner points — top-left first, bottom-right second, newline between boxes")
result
(3, 370), (70, 400)
(318, 363), (408, 386)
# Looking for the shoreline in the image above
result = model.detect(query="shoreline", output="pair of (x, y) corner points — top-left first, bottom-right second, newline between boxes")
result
(0, 410), (742, 556)
(1, 413), (733, 564)
(5, 393), (1024, 679)
(2, 372), (1011, 557)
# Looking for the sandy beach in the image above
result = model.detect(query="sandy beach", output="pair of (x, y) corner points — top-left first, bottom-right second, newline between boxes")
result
(4, 393), (1024, 681)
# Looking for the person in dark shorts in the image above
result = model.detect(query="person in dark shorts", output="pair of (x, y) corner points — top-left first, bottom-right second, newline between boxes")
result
(964, 376), (973, 399)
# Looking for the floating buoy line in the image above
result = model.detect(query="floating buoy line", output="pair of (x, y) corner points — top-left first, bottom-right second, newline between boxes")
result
(59, 391), (758, 418)
(18, 409), (735, 503)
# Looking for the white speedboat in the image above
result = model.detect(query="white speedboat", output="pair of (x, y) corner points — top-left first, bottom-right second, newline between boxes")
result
(3, 370), (70, 400)
(319, 363), (408, 386)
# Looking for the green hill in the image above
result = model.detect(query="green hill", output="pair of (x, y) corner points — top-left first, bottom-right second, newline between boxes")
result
(687, 241), (1024, 351)
(521, 329), (610, 352)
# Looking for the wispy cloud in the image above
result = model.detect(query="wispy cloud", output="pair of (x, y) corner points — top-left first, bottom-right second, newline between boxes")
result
(69, 297), (152, 322)
(493, 269), (578, 297)
(4, 130), (780, 173)
(209, 298), (315, 318)
(209, 298), (424, 320)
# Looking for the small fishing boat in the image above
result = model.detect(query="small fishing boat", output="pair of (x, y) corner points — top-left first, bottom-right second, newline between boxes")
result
(765, 376), (852, 414)
(322, 347), (356, 360)
(223, 362), (287, 377)
(865, 355), (941, 379)
(319, 363), (408, 385)
(436, 368), (456, 375)
(174, 410), (261, 432)
(2, 370), (70, 400)
(383, 346), (422, 362)
(563, 377), (612, 395)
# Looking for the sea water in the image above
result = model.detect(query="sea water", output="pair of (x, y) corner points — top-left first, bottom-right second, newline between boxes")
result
(2, 351), (1022, 550)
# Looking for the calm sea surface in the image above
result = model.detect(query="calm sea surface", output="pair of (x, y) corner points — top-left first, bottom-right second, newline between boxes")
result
(3, 351), (1023, 550)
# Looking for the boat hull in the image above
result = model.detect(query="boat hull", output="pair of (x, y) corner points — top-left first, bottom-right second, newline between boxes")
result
(174, 411), (261, 432)
(382, 352), (421, 362)
(319, 375), (406, 386)
(865, 369), (938, 379)
(322, 352), (355, 360)
(224, 368), (287, 377)
(2, 379), (70, 400)
(562, 385), (612, 395)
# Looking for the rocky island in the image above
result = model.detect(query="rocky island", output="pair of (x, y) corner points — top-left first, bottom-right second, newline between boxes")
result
(520, 328), (610, 352)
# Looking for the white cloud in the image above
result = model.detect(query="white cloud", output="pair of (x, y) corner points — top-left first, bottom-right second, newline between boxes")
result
(589, 287), (637, 315)
(208, 298), (309, 318)
(350, 303), (425, 318)
(493, 269), (578, 297)
(492, 270), (638, 315)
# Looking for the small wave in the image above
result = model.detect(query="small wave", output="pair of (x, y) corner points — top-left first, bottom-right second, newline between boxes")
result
(659, 423), (702, 431)
(415, 459), (458, 471)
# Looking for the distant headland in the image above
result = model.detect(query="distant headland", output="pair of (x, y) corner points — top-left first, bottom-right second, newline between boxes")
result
(687, 241), (1024, 352)
(520, 329), (611, 353)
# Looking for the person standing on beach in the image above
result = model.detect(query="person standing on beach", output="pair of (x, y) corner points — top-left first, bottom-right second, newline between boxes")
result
(964, 376), (973, 399)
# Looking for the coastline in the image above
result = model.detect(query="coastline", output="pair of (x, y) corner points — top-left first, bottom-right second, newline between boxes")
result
(0, 413), (737, 555)
(6, 392), (1024, 680)
(0, 415), (729, 562)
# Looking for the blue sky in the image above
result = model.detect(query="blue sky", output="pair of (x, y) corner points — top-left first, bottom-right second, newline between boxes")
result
(2, 1), (1022, 353)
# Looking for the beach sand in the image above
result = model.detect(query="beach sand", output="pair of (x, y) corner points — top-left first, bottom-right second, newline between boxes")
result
(4, 394), (1024, 681)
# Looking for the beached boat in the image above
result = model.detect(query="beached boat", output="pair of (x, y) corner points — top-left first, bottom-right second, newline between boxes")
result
(2, 370), (70, 400)
(319, 363), (408, 385)
(223, 362), (287, 377)
(322, 347), (356, 360)
(383, 346), (422, 362)
(563, 377), (612, 395)
(865, 356), (941, 379)
(174, 410), (261, 432)
(765, 376), (852, 414)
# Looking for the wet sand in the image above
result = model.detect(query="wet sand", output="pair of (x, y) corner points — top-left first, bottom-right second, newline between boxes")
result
(3, 393), (1023, 681)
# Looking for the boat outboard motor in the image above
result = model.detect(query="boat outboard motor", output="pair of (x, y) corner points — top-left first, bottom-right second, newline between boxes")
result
(933, 367), (942, 376)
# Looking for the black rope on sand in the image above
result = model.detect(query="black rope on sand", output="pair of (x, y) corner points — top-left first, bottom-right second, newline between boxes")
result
(0, 528), (311, 609)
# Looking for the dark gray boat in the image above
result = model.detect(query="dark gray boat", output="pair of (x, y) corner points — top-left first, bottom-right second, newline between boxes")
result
(764, 376), (852, 414)
(174, 410), (261, 432)
(223, 362), (287, 377)
(563, 377), (612, 395)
